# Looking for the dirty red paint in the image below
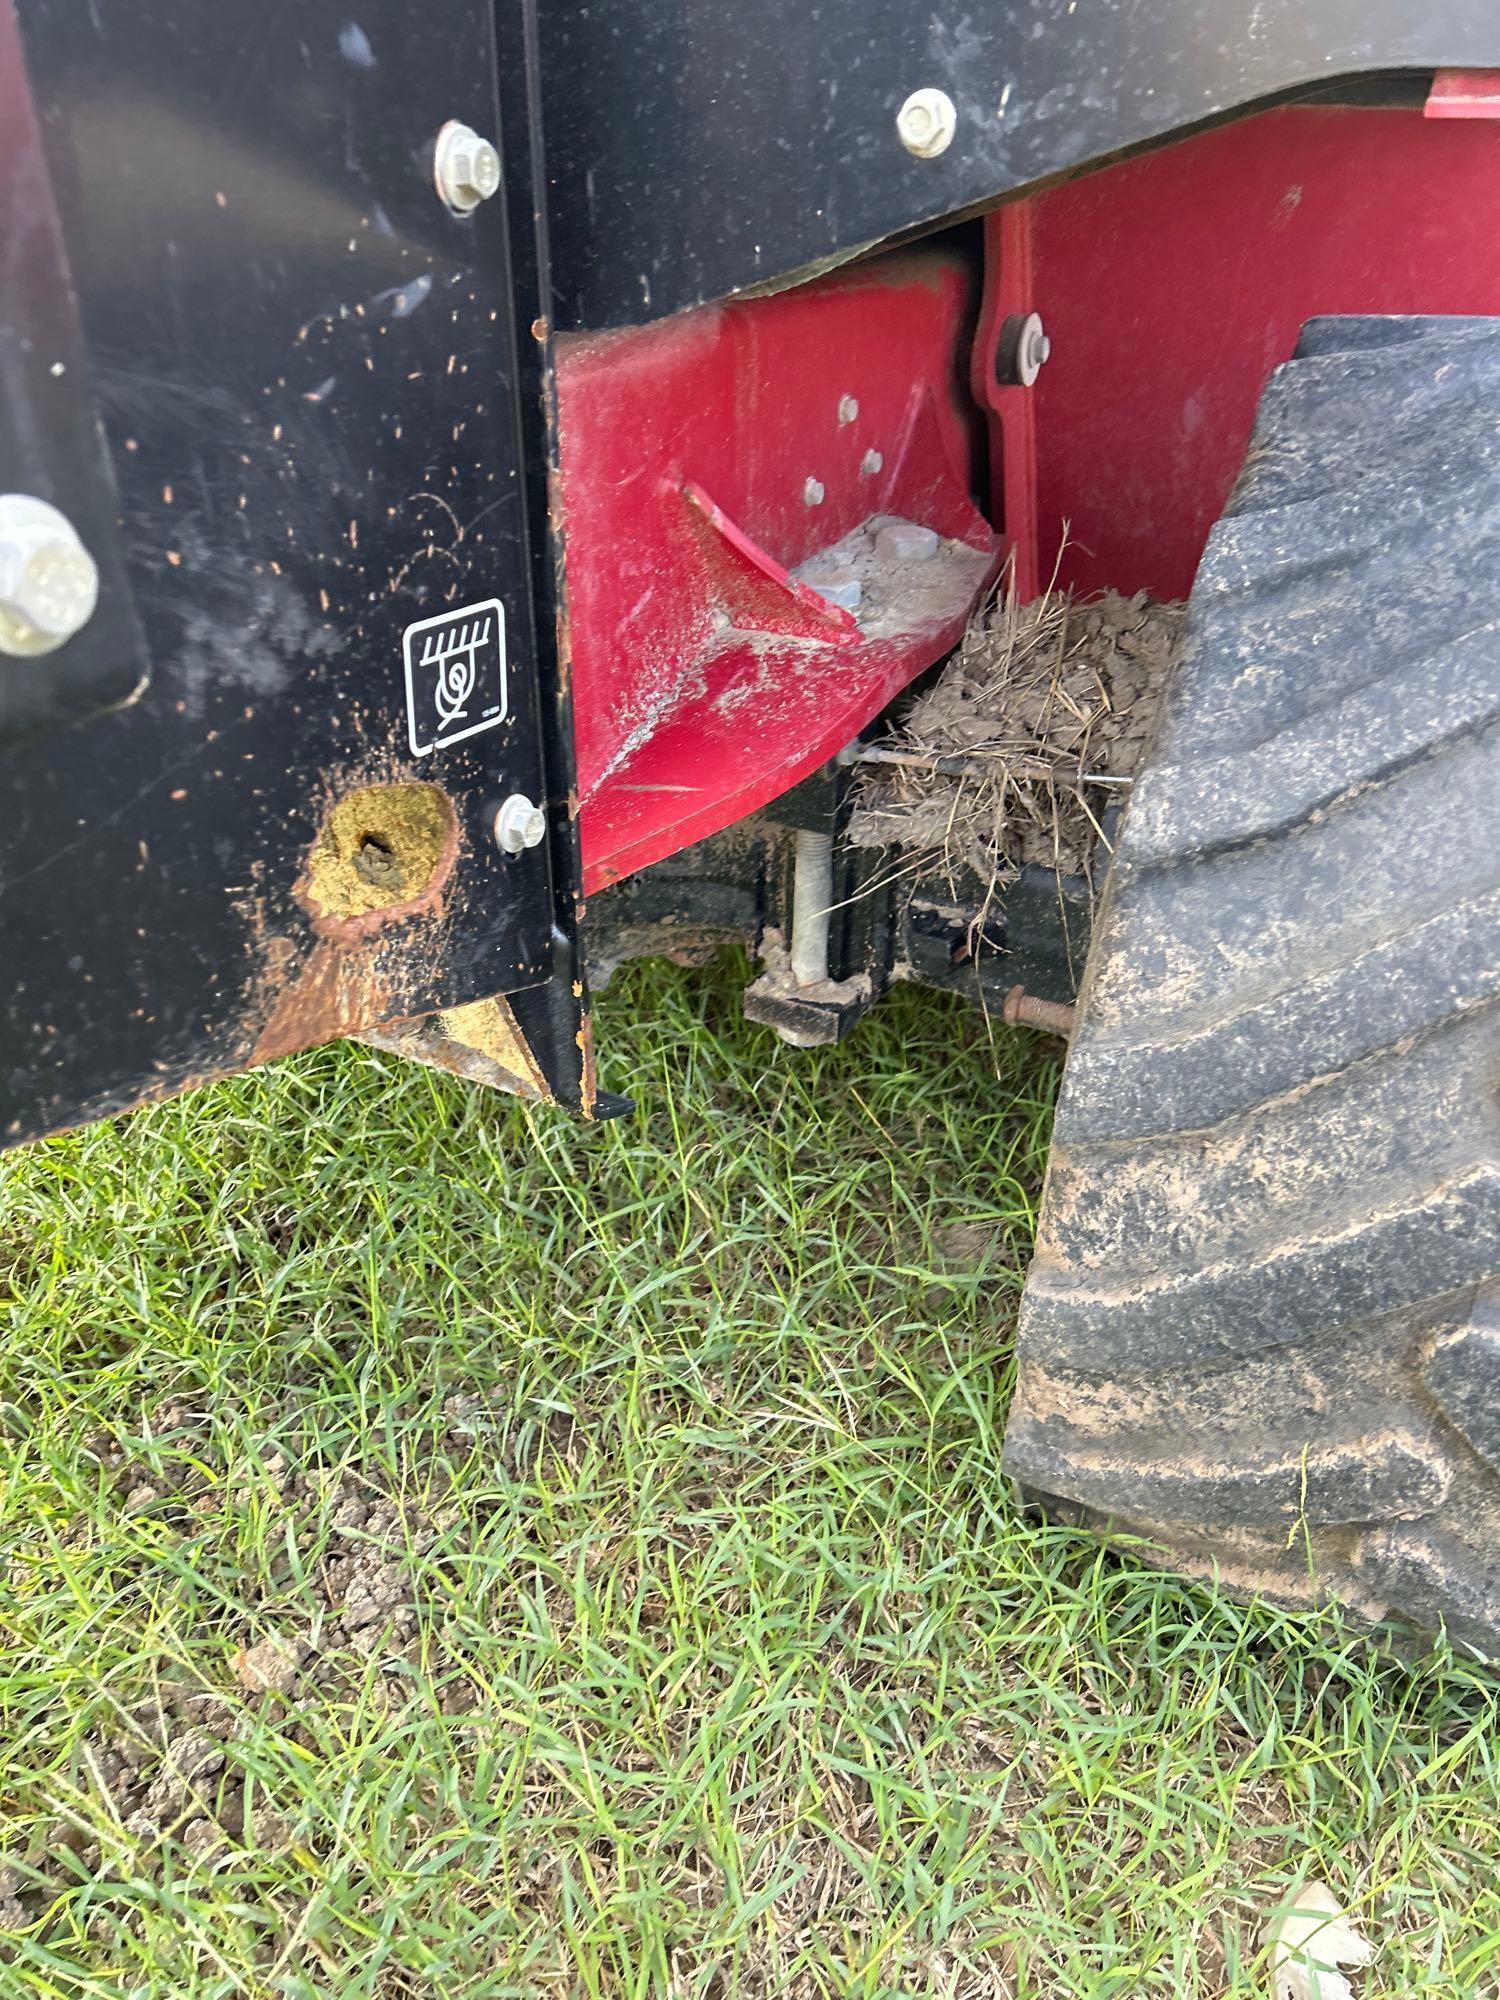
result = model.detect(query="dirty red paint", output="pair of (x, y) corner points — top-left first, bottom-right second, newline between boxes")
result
(1023, 104), (1500, 599)
(1425, 71), (1500, 119)
(556, 105), (1500, 892)
(555, 247), (998, 891)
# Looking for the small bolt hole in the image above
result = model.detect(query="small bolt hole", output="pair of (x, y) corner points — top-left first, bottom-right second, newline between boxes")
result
(352, 829), (405, 890)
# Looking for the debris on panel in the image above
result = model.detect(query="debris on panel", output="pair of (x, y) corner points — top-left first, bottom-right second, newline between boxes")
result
(846, 581), (1185, 889)
(789, 513), (991, 638)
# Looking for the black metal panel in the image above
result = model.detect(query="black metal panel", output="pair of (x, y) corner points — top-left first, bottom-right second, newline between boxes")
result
(2, 0), (569, 1141)
(539, 0), (1500, 329)
(491, 0), (608, 1118)
(0, 1), (148, 741)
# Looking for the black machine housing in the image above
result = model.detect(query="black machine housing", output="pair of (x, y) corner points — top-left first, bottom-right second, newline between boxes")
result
(3, 0), (1498, 1138)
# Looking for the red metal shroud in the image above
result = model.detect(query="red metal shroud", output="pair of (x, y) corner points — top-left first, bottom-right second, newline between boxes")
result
(1015, 104), (1500, 601)
(554, 249), (997, 892)
(562, 104), (1500, 893)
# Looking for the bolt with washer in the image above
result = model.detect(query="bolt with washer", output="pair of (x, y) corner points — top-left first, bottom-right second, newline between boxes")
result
(896, 88), (957, 159)
(434, 120), (502, 214)
(999, 310), (1052, 388)
(0, 494), (99, 658)
(493, 793), (547, 855)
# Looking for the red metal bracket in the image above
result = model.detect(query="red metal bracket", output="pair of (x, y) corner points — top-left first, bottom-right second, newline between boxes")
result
(971, 201), (1041, 602)
(678, 480), (860, 642)
(1023, 103), (1500, 601)
(555, 248), (998, 890)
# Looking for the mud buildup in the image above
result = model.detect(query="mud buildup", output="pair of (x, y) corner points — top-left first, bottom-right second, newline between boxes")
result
(300, 780), (457, 922)
(846, 585), (1185, 887)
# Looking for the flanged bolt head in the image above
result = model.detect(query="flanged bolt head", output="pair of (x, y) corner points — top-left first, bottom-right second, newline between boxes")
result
(896, 88), (957, 159)
(493, 793), (546, 855)
(0, 494), (99, 658)
(434, 120), (502, 214)
(1000, 310), (1053, 388)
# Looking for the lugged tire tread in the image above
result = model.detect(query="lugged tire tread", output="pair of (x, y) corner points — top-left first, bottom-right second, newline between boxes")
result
(1005, 316), (1500, 1652)
(1128, 620), (1500, 868)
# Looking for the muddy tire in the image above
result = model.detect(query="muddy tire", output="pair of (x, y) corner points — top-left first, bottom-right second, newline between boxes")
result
(1004, 315), (1500, 1652)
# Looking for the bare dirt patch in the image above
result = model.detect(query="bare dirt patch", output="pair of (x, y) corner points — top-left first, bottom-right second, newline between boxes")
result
(5, 1404), (487, 1916)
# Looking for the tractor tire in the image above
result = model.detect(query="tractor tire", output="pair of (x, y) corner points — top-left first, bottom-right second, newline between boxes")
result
(1004, 315), (1500, 1652)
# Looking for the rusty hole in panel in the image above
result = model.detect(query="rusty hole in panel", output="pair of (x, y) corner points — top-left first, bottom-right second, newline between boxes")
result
(299, 780), (459, 934)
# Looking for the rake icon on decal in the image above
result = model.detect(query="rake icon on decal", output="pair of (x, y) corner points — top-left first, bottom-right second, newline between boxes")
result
(402, 597), (509, 756)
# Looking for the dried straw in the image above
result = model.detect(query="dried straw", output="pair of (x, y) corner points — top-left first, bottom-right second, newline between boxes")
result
(846, 570), (1184, 897)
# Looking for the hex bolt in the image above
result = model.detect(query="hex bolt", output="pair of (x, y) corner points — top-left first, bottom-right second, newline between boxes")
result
(0, 494), (99, 658)
(896, 87), (957, 159)
(998, 310), (1053, 388)
(874, 521), (938, 563)
(1003, 983), (1076, 1038)
(493, 793), (547, 855)
(798, 565), (862, 612)
(433, 120), (502, 214)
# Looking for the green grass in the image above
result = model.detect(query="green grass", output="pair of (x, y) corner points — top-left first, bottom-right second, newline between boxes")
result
(0, 953), (1497, 1998)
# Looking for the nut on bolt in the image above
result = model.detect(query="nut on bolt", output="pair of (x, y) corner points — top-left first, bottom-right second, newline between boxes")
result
(433, 120), (502, 214)
(493, 793), (547, 856)
(0, 494), (99, 658)
(896, 88), (957, 159)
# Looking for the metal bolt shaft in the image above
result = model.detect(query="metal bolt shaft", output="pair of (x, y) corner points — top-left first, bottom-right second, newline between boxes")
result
(789, 829), (834, 986)
(1003, 984), (1076, 1038)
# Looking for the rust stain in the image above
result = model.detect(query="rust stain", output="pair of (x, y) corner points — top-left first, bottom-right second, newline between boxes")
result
(1003, 984), (1076, 1038)
(576, 1006), (600, 1119)
(250, 933), (395, 1065)
(553, 588), (573, 703)
(240, 748), (463, 1070)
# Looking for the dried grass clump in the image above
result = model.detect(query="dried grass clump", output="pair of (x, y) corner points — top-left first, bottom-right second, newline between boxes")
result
(847, 578), (1185, 892)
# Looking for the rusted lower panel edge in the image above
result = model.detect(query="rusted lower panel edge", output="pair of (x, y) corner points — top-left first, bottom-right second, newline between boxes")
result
(363, 988), (628, 1121)
(361, 994), (554, 1104)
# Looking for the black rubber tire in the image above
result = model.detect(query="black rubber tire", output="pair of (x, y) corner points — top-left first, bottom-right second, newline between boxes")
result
(1004, 315), (1500, 1653)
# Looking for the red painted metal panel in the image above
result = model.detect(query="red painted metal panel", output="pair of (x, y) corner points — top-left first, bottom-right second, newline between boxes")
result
(1026, 106), (1500, 600)
(555, 249), (997, 890)
(562, 104), (1500, 892)
(970, 202), (1041, 602)
(1426, 70), (1500, 119)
